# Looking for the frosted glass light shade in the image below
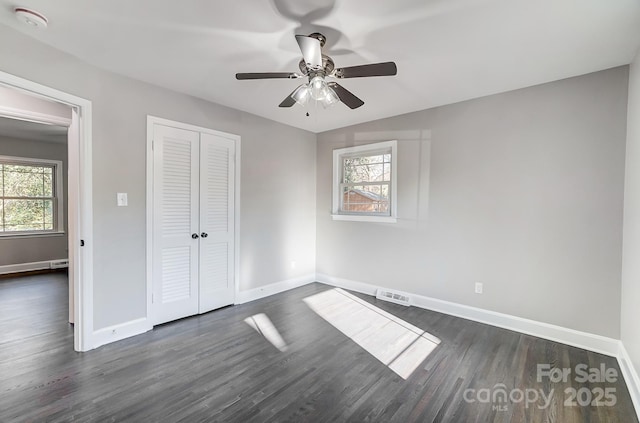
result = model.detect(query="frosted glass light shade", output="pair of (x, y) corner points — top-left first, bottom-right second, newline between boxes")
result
(310, 76), (327, 101)
(323, 87), (340, 107)
(292, 84), (310, 105)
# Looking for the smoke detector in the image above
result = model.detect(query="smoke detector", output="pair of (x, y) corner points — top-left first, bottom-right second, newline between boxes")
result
(14, 7), (48, 29)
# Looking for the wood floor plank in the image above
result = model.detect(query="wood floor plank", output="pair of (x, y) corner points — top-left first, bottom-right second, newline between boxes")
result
(0, 273), (637, 422)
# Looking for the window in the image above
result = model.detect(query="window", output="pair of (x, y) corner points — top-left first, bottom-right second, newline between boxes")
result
(0, 155), (63, 236)
(332, 140), (397, 222)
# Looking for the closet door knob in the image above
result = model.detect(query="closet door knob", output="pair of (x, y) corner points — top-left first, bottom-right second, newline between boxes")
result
(201, 232), (208, 238)
(192, 233), (199, 239)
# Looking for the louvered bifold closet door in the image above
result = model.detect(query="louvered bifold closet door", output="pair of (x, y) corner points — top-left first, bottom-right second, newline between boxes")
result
(152, 124), (200, 325)
(198, 133), (235, 313)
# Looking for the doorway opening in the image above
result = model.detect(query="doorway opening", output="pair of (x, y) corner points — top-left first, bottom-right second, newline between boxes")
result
(0, 70), (93, 351)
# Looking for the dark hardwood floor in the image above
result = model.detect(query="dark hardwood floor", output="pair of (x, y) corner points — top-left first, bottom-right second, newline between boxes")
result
(0, 273), (637, 422)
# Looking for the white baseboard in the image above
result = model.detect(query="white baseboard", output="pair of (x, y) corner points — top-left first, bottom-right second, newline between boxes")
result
(619, 342), (640, 417)
(92, 318), (152, 349)
(0, 259), (68, 275)
(236, 273), (316, 304)
(315, 273), (620, 357)
(90, 275), (315, 349)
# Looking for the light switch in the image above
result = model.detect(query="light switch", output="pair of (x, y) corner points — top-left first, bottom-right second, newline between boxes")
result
(117, 193), (128, 207)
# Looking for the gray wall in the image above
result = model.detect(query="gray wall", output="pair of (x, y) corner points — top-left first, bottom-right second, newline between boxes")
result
(0, 25), (316, 330)
(622, 53), (640, 371)
(316, 67), (629, 338)
(0, 136), (68, 266)
(239, 114), (316, 289)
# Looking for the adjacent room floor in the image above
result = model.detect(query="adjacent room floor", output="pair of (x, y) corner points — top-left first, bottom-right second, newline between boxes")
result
(0, 273), (637, 422)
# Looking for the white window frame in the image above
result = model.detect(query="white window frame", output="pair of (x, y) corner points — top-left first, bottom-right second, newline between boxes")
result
(332, 140), (397, 223)
(0, 154), (64, 237)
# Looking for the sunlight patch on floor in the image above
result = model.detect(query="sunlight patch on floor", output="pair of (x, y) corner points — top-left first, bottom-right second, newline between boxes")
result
(304, 288), (440, 379)
(244, 313), (288, 352)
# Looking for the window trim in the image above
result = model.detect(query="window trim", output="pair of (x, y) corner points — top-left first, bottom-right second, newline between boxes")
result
(332, 140), (397, 223)
(0, 154), (64, 237)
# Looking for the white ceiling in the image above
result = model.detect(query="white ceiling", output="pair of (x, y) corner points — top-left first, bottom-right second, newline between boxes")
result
(1, 0), (639, 133)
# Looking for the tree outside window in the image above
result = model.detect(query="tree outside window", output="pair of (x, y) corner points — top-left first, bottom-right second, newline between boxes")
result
(332, 141), (397, 223)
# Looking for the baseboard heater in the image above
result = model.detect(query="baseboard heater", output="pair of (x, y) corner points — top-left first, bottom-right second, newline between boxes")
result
(376, 288), (411, 306)
(0, 259), (69, 275)
(50, 259), (69, 269)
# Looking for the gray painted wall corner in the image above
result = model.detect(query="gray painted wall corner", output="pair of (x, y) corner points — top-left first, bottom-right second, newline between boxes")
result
(622, 52), (640, 375)
(316, 66), (629, 338)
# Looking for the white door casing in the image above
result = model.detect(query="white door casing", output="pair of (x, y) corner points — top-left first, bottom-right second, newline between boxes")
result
(67, 109), (79, 324)
(152, 124), (200, 325)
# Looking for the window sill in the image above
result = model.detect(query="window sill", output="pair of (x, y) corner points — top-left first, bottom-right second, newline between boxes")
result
(0, 231), (66, 240)
(331, 214), (397, 223)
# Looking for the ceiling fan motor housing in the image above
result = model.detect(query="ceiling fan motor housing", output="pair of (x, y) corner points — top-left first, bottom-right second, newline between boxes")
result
(299, 55), (335, 77)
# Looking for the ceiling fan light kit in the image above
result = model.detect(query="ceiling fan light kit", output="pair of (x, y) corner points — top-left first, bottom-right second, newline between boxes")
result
(236, 32), (397, 111)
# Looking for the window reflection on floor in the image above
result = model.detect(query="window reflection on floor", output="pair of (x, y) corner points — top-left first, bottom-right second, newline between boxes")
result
(244, 313), (289, 352)
(304, 288), (440, 380)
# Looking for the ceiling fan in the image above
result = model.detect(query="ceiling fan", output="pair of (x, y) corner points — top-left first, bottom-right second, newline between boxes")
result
(235, 33), (397, 110)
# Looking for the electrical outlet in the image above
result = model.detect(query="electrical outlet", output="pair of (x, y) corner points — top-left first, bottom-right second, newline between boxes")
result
(475, 282), (483, 294)
(117, 192), (128, 207)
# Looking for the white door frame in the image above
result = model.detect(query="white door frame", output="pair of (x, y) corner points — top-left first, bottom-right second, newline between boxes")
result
(146, 115), (241, 324)
(0, 70), (94, 352)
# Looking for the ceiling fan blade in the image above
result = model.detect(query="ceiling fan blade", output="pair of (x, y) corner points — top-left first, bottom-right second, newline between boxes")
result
(328, 82), (364, 109)
(295, 35), (323, 69)
(236, 72), (300, 80)
(279, 93), (297, 108)
(333, 62), (397, 79)
(279, 84), (308, 107)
